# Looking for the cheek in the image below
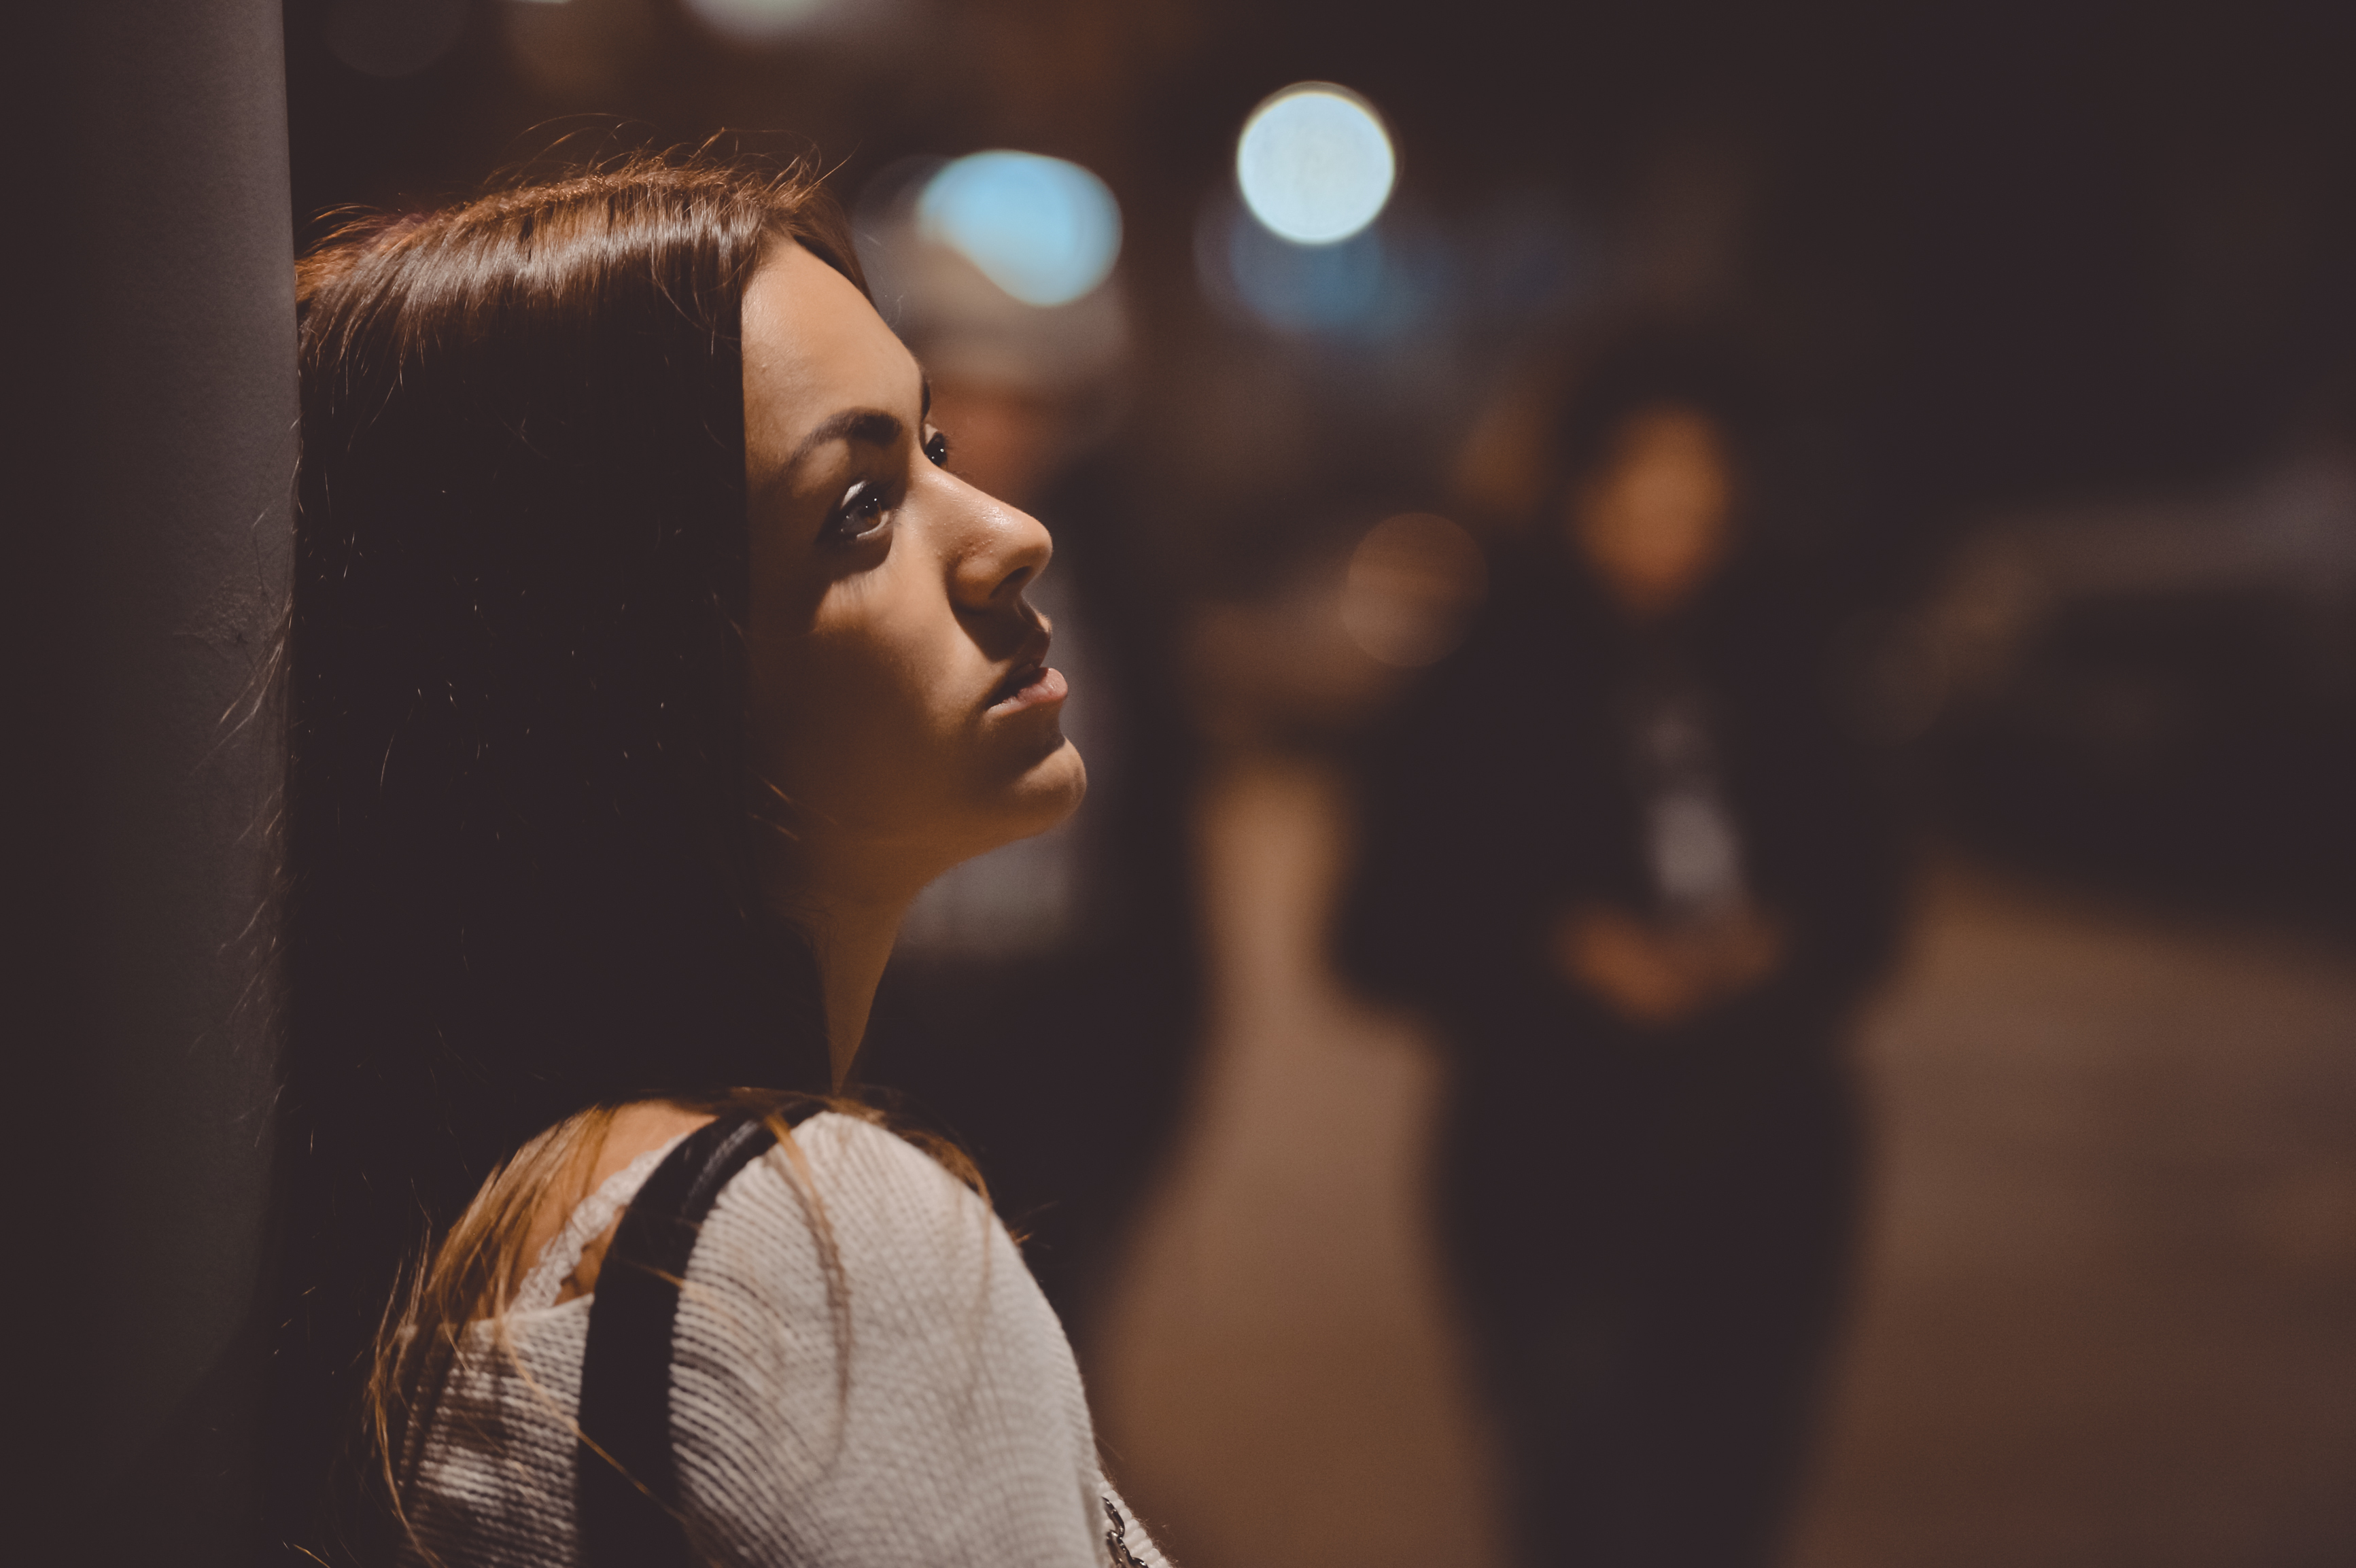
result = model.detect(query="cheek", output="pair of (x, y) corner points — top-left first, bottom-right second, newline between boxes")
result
(763, 599), (969, 825)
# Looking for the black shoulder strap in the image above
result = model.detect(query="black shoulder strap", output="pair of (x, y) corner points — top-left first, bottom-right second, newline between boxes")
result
(577, 1108), (806, 1568)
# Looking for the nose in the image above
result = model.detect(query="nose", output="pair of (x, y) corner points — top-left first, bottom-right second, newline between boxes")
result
(946, 483), (1054, 614)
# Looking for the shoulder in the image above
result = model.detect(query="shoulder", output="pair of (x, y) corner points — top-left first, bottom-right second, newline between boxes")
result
(695, 1111), (1023, 1322)
(547, 1107), (1001, 1308)
(746, 1110), (991, 1238)
(516, 1101), (717, 1297)
(667, 1115), (1105, 1560)
(667, 1109), (1064, 1401)
(780, 1109), (977, 1201)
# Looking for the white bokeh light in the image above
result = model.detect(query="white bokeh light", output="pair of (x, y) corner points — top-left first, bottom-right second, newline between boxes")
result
(916, 152), (1123, 309)
(1235, 83), (1396, 245)
(681, 0), (834, 45)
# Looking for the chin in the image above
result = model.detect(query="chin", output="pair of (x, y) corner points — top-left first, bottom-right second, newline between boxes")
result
(1001, 737), (1088, 842)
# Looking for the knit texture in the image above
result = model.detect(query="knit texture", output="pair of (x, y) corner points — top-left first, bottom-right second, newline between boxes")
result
(398, 1113), (1169, 1567)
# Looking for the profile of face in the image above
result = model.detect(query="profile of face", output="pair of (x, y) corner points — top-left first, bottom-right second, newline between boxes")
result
(740, 244), (1086, 911)
(1567, 402), (1737, 619)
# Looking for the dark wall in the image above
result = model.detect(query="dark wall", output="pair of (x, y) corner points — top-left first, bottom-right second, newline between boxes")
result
(12, 1), (295, 1558)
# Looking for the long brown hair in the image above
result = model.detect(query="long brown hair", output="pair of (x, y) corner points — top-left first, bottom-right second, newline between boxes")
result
(266, 149), (871, 1563)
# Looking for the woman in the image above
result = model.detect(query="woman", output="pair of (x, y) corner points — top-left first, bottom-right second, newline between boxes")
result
(264, 152), (1167, 1567)
(1338, 334), (1905, 1568)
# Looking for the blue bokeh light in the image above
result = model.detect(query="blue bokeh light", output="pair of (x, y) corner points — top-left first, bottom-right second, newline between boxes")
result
(1235, 84), (1397, 245)
(1200, 190), (1444, 341)
(917, 152), (1124, 309)
(1224, 207), (1387, 330)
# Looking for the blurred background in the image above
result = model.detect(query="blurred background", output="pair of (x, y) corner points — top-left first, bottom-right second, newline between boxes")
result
(31, 0), (2356, 1563)
(294, 1), (2356, 1565)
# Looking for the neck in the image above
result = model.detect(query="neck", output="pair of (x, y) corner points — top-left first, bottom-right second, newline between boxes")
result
(797, 889), (910, 1088)
(755, 820), (935, 1087)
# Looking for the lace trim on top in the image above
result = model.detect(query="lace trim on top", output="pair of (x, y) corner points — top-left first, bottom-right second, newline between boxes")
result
(510, 1132), (695, 1314)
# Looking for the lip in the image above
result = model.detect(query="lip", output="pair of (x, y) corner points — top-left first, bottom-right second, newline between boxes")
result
(986, 624), (1065, 714)
(986, 661), (1068, 714)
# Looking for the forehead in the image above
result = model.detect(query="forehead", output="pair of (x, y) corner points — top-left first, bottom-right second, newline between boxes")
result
(741, 243), (916, 465)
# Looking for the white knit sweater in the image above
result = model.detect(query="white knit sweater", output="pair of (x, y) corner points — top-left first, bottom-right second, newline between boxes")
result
(399, 1113), (1170, 1567)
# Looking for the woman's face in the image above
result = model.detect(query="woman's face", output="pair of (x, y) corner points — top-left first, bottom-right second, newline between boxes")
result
(1567, 402), (1736, 619)
(742, 243), (1085, 909)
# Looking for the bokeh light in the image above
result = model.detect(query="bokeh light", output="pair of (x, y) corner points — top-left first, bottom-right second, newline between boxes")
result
(501, 0), (654, 97)
(1340, 513), (1489, 668)
(1235, 83), (1397, 245)
(1209, 195), (1385, 330)
(1199, 189), (1448, 341)
(916, 152), (1123, 309)
(681, 0), (836, 46)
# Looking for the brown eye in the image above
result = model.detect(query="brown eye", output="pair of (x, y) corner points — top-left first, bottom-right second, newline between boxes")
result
(826, 480), (892, 544)
(923, 430), (952, 468)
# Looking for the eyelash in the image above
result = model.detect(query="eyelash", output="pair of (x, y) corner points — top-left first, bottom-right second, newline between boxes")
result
(824, 430), (950, 546)
(827, 479), (893, 544)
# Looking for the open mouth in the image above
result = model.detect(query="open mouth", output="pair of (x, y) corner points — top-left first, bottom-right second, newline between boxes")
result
(987, 656), (1070, 712)
(990, 660), (1047, 705)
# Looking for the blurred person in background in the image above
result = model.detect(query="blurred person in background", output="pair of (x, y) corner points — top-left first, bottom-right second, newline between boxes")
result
(853, 210), (1205, 1331)
(1338, 332), (1907, 1568)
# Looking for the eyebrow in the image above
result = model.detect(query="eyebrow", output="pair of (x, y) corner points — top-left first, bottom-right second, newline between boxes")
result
(784, 378), (933, 472)
(788, 408), (902, 470)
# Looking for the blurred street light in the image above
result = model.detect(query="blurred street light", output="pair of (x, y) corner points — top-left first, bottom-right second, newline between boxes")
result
(916, 151), (1123, 308)
(682, 0), (838, 46)
(1236, 83), (1396, 245)
(1204, 193), (1385, 330)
